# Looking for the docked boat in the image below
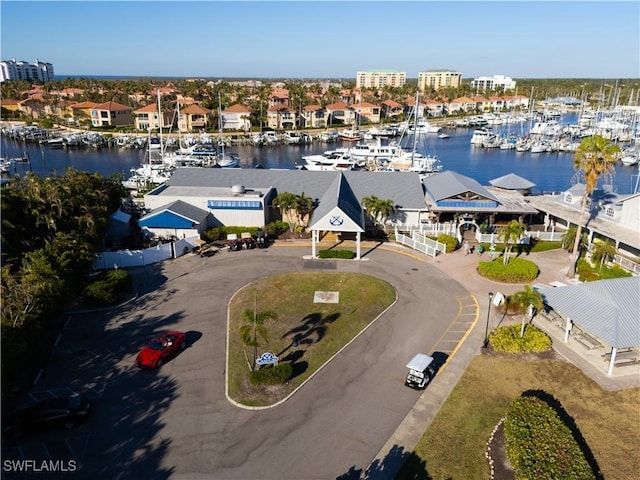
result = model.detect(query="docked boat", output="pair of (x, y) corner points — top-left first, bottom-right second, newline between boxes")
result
(470, 128), (496, 146)
(298, 150), (358, 171)
(339, 128), (362, 142)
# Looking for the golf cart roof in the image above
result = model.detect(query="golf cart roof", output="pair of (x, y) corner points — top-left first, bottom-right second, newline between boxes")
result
(406, 353), (434, 371)
(227, 234), (238, 240)
(240, 232), (252, 239)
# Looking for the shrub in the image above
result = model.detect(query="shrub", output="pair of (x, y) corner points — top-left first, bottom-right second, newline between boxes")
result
(489, 324), (552, 353)
(504, 395), (597, 480)
(204, 226), (262, 242)
(82, 269), (133, 306)
(248, 363), (293, 385)
(576, 258), (632, 282)
(437, 234), (459, 253)
(264, 221), (289, 238)
(477, 257), (539, 283)
(317, 249), (356, 259)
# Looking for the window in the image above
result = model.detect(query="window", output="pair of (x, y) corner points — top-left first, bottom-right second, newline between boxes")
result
(207, 200), (262, 210)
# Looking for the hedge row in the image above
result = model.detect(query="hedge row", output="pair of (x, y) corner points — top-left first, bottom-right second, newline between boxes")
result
(576, 258), (632, 282)
(317, 249), (356, 259)
(204, 221), (289, 242)
(477, 257), (540, 283)
(82, 269), (133, 306)
(488, 324), (552, 353)
(248, 363), (293, 385)
(504, 395), (597, 480)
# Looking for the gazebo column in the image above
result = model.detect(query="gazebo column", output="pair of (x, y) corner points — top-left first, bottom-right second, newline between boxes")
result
(311, 230), (317, 258)
(356, 231), (361, 260)
(607, 347), (617, 376)
(564, 317), (571, 343)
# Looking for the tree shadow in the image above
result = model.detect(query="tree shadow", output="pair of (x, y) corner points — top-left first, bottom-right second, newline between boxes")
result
(521, 389), (604, 480)
(278, 312), (341, 357)
(336, 443), (434, 480)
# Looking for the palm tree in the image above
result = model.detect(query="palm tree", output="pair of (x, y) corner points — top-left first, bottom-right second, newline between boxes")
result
(272, 192), (298, 231)
(591, 239), (617, 272)
(568, 135), (619, 278)
(498, 220), (526, 265)
(239, 308), (278, 371)
(510, 285), (543, 337)
(294, 192), (313, 230)
(561, 226), (587, 253)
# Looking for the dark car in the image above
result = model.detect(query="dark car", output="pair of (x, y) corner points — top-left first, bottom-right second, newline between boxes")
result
(3, 395), (91, 439)
(135, 331), (187, 369)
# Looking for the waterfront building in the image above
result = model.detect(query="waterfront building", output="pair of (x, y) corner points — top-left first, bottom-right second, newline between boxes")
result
(180, 104), (212, 132)
(222, 104), (252, 132)
(267, 104), (297, 130)
(471, 75), (516, 92)
(134, 103), (175, 131)
(90, 101), (133, 128)
(0, 58), (54, 83)
(418, 70), (462, 92)
(354, 101), (381, 124)
(300, 105), (327, 129)
(356, 70), (406, 89)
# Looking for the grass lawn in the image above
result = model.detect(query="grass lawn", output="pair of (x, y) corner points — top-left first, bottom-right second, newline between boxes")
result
(396, 354), (640, 480)
(227, 272), (396, 406)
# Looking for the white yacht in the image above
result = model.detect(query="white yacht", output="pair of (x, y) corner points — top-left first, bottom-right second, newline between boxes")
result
(298, 150), (357, 171)
(470, 128), (496, 146)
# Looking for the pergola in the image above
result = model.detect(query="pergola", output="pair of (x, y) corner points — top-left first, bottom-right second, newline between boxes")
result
(308, 173), (365, 260)
(537, 276), (640, 375)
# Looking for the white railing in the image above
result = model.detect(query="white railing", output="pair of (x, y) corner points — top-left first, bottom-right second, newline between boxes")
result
(394, 231), (443, 257)
(613, 255), (640, 275)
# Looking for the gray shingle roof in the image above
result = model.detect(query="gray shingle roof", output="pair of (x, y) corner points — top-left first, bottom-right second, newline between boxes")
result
(489, 173), (536, 190)
(163, 168), (426, 209)
(538, 276), (640, 349)
(143, 199), (210, 223)
(422, 170), (499, 203)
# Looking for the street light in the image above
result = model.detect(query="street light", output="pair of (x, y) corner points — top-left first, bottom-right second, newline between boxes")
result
(483, 292), (494, 349)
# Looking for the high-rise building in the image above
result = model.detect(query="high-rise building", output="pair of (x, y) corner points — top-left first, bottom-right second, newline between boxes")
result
(356, 70), (406, 89)
(0, 59), (55, 83)
(470, 75), (516, 92)
(418, 70), (462, 91)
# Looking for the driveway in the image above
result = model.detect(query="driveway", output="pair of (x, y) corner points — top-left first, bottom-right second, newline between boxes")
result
(3, 244), (472, 480)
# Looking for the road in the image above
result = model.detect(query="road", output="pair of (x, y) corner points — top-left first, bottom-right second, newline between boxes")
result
(3, 244), (471, 480)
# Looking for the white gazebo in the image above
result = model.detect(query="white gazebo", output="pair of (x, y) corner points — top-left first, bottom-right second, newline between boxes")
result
(308, 173), (365, 259)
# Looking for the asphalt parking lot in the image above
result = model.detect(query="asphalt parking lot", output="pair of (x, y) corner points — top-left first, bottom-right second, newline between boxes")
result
(2, 243), (474, 479)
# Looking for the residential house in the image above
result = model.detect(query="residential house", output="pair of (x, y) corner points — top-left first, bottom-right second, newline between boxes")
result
(91, 101), (133, 127)
(267, 104), (297, 130)
(448, 96), (481, 115)
(44, 99), (74, 120)
(222, 104), (252, 132)
(325, 102), (356, 126)
(70, 101), (99, 124)
(381, 100), (403, 120)
(300, 105), (327, 129)
(269, 88), (289, 108)
(469, 96), (491, 112)
(424, 98), (446, 117)
(180, 104), (211, 132)
(354, 101), (381, 125)
(134, 102), (174, 131)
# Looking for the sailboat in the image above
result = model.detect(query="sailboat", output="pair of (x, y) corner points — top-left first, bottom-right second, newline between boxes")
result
(216, 92), (240, 168)
(381, 92), (443, 176)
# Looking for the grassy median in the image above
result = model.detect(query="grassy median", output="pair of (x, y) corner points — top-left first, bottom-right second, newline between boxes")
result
(397, 355), (640, 480)
(227, 272), (396, 406)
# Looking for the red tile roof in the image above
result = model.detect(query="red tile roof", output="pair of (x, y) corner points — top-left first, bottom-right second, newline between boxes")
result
(224, 104), (251, 113)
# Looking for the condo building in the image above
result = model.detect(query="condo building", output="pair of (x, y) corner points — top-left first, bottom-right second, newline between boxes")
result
(0, 59), (55, 83)
(471, 75), (516, 92)
(356, 70), (406, 89)
(418, 70), (462, 91)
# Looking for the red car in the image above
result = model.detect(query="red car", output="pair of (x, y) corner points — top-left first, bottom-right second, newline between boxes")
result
(136, 331), (187, 368)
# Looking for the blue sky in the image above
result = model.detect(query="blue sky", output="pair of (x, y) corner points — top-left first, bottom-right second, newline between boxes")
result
(1, 1), (638, 79)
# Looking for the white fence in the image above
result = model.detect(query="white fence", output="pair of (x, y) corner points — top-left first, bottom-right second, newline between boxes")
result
(394, 230), (445, 257)
(93, 236), (200, 270)
(400, 223), (564, 244)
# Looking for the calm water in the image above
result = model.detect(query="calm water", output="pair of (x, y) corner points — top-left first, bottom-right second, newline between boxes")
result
(2, 115), (639, 195)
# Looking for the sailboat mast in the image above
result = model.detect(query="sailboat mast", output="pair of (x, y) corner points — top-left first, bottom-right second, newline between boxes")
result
(157, 89), (163, 157)
(218, 91), (225, 158)
(410, 92), (419, 166)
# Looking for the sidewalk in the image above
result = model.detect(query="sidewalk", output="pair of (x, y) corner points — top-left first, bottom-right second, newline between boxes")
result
(358, 242), (640, 476)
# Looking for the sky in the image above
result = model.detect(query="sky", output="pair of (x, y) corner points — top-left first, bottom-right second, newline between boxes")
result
(1, 1), (639, 79)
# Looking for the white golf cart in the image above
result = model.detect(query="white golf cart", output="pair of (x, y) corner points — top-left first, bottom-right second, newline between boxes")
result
(405, 353), (435, 390)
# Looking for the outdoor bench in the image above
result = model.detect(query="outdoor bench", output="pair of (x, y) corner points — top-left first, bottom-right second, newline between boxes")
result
(571, 326), (603, 350)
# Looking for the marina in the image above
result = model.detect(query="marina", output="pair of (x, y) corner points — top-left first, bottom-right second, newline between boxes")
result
(2, 112), (639, 195)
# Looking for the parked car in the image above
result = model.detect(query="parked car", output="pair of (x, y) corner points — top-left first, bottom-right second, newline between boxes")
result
(241, 232), (256, 249)
(227, 233), (242, 251)
(255, 229), (268, 248)
(2, 395), (91, 439)
(405, 353), (435, 389)
(136, 331), (187, 369)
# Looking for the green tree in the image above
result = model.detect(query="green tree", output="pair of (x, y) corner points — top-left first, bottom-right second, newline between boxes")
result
(561, 225), (586, 253)
(272, 192), (298, 231)
(591, 239), (617, 272)
(239, 308), (278, 371)
(294, 192), (314, 230)
(568, 135), (619, 278)
(498, 220), (526, 265)
(362, 195), (395, 229)
(510, 285), (543, 337)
